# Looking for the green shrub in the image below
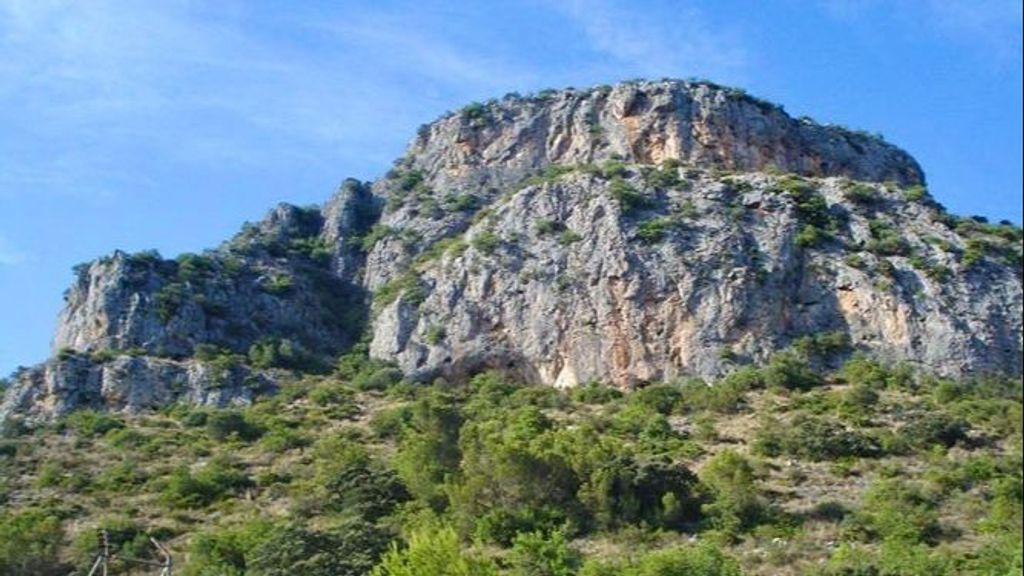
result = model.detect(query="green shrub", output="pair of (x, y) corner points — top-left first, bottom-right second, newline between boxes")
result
(473, 508), (569, 548)
(903, 185), (928, 202)
(844, 253), (867, 269)
(795, 224), (828, 248)
(535, 219), (564, 235)
(461, 101), (488, 123)
(154, 282), (186, 322)
(779, 177), (833, 230)
(353, 367), (404, 391)
(176, 253), (215, 282)
(643, 164), (682, 189)
(899, 411), (969, 451)
(577, 454), (701, 531)
(161, 456), (253, 509)
(92, 459), (147, 492)
(962, 237), (987, 267)
(677, 200), (699, 219)
(471, 230), (502, 255)
(569, 382), (623, 404)
(839, 383), (880, 416)
(763, 350), (824, 391)
(206, 410), (264, 442)
(0, 508), (67, 576)
(262, 274), (294, 295)
(259, 425), (312, 453)
(394, 391), (464, 510)
(71, 516), (156, 570)
(755, 415), (879, 460)
(700, 450), (770, 535)
(636, 216), (678, 243)
(415, 236), (468, 265)
(444, 193), (480, 212)
(65, 410), (126, 437)
(336, 347), (403, 389)
(600, 160), (628, 179)
(181, 520), (274, 576)
(792, 331), (851, 360)
(610, 178), (653, 214)
(580, 542), (742, 576)
(248, 338), (320, 371)
(508, 530), (581, 576)
(374, 272), (429, 309)
(359, 224), (397, 252)
(424, 325), (447, 345)
(371, 524), (498, 576)
(838, 356), (891, 389)
(629, 383), (683, 414)
(289, 236), (333, 264)
(249, 520), (392, 576)
(558, 230), (583, 245)
(843, 182), (882, 205)
(310, 439), (409, 520)
(678, 373), (754, 414)
(395, 170), (425, 192)
(369, 406), (411, 439)
(866, 219), (911, 256)
(845, 478), (942, 544)
(308, 381), (353, 406)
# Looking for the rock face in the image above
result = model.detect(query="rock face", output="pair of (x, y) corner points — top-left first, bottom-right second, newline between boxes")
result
(370, 169), (1021, 387)
(2, 79), (1021, 422)
(52, 185), (377, 359)
(2, 354), (273, 423)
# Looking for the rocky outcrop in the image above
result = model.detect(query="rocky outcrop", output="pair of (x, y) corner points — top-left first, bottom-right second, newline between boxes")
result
(53, 185), (376, 360)
(405, 81), (923, 192)
(3, 79), (1021, 422)
(369, 168), (1021, 387)
(0, 354), (272, 423)
(362, 80), (923, 290)
(3, 180), (379, 423)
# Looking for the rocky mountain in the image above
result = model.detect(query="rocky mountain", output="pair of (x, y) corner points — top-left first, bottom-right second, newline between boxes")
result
(3, 79), (1021, 423)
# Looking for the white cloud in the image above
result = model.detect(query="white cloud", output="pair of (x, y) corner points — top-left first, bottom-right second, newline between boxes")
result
(925, 0), (1023, 61)
(552, 0), (747, 83)
(0, 0), (550, 185)
(817, 0), (1022, 65)
(0, 235), (27, 265)
(0, 0), (753, 202)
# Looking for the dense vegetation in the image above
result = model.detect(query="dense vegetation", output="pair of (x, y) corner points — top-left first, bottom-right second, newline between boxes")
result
(1, 339), (1020, 576)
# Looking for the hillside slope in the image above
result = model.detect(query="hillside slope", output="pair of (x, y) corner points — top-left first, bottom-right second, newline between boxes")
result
(0, 79), (1022, 576)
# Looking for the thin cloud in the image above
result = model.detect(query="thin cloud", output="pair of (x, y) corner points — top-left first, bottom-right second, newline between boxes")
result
(552, 0), (747, 83)
(925, 0), (1023, 61)
(0, 1), (547, 189)
(320, 15), (536, 94)
(818, 0), (1022, 65)
(0, 235), (27, 265)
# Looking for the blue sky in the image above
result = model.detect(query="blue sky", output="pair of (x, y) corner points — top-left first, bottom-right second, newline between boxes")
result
(1, 0), (1021, 376)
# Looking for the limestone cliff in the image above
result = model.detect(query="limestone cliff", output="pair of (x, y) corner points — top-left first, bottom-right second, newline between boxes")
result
(3, 79), (1020, 422)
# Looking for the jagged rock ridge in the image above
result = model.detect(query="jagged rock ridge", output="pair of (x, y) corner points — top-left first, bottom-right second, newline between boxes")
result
(2, 79), (1021, 422)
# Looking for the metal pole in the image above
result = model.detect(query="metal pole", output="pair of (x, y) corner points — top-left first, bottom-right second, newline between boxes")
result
(101, 530), (109, 576)
(151, 536), (173, 576)
(86, 555), (104, 576)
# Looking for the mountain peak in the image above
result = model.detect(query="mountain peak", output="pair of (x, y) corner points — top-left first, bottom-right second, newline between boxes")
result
(404, 80), (924, 196)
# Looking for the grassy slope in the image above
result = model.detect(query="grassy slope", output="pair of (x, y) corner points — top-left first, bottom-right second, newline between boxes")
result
(0, 346), (1021, 576)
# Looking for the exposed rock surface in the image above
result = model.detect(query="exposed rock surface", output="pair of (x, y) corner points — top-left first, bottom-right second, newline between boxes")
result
(2, 79), (1021, 422)
(370, 169), (1021, 387)
(1, 354), (273, 423)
